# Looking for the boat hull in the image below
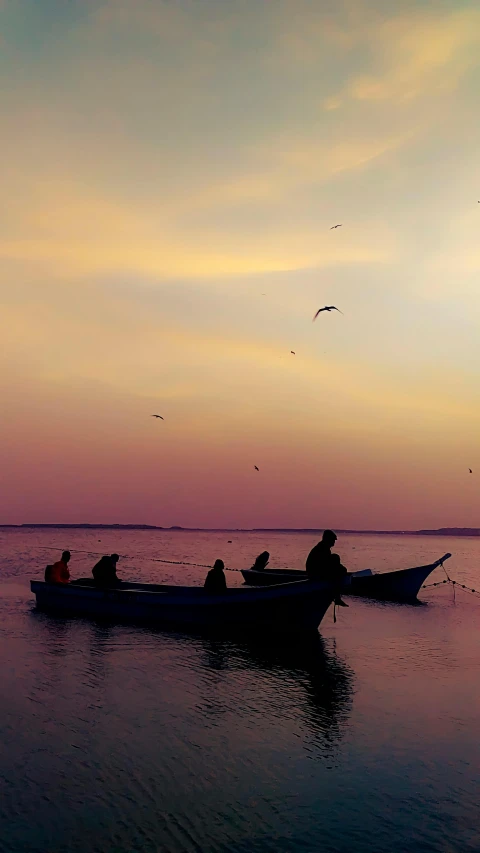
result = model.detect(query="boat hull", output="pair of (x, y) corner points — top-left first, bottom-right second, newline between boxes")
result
(30, 580), (335, 634)
(348, 564), (436, 600)
(242, 569), (304, 587)
(241, 554), (451, 602)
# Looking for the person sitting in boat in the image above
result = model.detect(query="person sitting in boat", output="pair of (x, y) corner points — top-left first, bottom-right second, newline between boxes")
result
(92, 553), (121, 587)
(45, 551), (71, 584)
(251, 551), (270, 571)
(306, 531), (348, 607)
(204, 559), (227, 593)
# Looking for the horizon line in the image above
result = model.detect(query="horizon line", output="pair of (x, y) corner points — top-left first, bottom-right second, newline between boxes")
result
(1, 523), (480, 536)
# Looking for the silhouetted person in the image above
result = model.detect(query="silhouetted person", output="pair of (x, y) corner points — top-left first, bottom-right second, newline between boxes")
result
(46, 551), (71, 584)
(92, 553), (121, 587)
(204, 559), (227, 593)
(306, 531), (348, 607)
(251, 551), (270, 571)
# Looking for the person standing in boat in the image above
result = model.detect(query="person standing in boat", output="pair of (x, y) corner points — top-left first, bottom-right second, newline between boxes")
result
(204, 559), (227, 593)
(92, 553), (121, 587)
(46, 550), (71, 584)
(306, 531), (348, 607)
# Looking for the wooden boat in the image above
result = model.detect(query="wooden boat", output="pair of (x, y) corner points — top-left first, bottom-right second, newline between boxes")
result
(30, 578), (336, 634)
(241, 553), (452, 602)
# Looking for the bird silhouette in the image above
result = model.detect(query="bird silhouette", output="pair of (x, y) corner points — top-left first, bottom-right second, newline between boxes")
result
(291, 351), (295, 355)
(151, 415), (164, 419)
(313, 306), (343, 320)
(330, 224), (342, 229)
(469, 468), (473, 474)
(254, 465), (259, 471)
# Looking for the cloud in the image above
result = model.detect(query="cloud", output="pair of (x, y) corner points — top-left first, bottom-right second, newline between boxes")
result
(2, 1), (428, 286)
(342, 9), (480, 104)
(2, 274), (478, 438)
(0, 126), (401, 280)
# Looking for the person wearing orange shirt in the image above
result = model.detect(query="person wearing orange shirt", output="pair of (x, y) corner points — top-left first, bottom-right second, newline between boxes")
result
(46, 551), (71, 584)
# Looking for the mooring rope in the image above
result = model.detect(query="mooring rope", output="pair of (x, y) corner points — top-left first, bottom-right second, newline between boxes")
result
(24, 545), (480, 593)
(440, 558), (452, 583)
(27, 544), (243, 571)
(422, 577), (479, 597)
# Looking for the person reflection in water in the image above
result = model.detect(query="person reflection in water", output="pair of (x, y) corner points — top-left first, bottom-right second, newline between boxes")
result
(306, 530), (348, 607)
(92, 553), (121, 587)
(46, 551), (71, 584)
(204, 559), (227, 593)
(251, 551), (270, 571)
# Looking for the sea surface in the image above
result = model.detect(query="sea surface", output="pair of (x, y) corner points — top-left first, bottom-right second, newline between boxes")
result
(1, 528), (479, 853)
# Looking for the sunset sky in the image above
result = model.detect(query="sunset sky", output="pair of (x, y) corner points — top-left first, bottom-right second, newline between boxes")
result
(1, 0), (480, 528)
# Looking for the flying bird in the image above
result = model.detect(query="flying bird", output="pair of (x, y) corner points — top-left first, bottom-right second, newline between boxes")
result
(469, 468), (473, 474)
(254, 465), (259, 471)
(151, 415), (164, 420)
(291, 351), (295, 355)
(330, 224), (342, 229)
(313, 306), (343, 320)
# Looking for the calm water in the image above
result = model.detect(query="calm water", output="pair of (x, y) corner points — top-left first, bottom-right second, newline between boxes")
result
(1, 529), (480, 853)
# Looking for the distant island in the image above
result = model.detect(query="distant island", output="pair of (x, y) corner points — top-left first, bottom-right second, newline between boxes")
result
(0, 524), (480, 536)
(7, 523), (167, 530)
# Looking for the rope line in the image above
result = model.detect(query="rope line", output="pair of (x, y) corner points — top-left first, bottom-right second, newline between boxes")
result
(25, 545), (480, 590)
(440, 558), (452, 583)
(423, 578), (479, 597)
(28, 544), (242, 571)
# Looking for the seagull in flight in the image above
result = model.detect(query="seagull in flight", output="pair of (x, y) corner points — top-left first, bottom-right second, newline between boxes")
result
(151, 415), (164, 420)
(254, 465), (259, 471)
(313, 306), (343, 320)
(330, 224), (342, 229)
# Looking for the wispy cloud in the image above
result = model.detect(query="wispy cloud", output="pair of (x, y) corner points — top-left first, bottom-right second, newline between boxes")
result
(331, 8), (480, 105)
(1, 0), (480, 525)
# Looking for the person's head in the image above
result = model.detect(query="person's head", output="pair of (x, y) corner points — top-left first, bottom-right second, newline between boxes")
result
(111, 553), (120, 563)
(213, 559), (225, 572)
(321, 530), (337, 547)
(253, 551), (270, 570)
(62, 550), (71, 563)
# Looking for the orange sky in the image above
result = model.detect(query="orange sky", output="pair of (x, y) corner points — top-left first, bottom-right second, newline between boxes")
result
(1, 0), (480, 528)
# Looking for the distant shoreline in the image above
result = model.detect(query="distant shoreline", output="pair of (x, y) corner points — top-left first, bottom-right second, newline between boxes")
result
(1, 524), (480, 537)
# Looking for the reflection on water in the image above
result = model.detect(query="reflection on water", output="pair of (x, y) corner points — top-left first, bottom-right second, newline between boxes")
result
(1, 603), (358, 853)
(31, 611), (354, 755)
(1, 528), (480, 852)
(197, 634), (354, 754)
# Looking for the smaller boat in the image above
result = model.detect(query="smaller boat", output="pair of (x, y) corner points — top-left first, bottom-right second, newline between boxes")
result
(241, 553), (452, 602)
(30, 578), (336, 634)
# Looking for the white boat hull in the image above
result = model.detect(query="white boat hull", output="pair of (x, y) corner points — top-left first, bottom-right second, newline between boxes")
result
(241, 554), (452, 602)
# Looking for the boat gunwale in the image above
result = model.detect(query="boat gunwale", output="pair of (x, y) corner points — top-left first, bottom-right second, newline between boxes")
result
(242, 553), (451, 581)
(241, 553), (452, 601)
(30, 578), (333, 605)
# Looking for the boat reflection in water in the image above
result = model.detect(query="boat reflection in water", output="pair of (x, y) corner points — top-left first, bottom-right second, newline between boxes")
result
(33, 609), (354, 747)
(18, 606), (356, 852)
(30, 607), (353, 753)
(196, 632), (354, 754)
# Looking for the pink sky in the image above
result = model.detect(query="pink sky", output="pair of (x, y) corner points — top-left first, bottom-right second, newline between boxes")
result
(1, 1), (480, 528)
